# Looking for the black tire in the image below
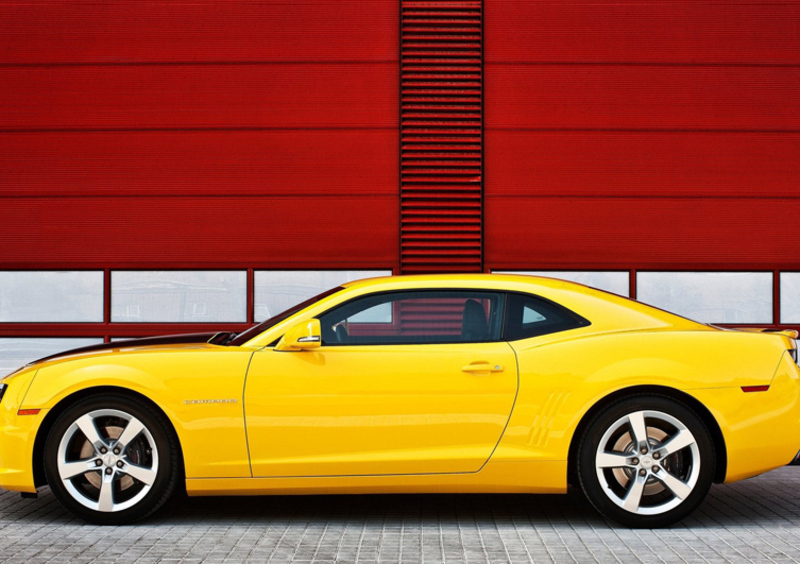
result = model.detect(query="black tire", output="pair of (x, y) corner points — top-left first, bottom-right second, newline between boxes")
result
(44, 394), (180, 525)
(577, 395), (715, 528)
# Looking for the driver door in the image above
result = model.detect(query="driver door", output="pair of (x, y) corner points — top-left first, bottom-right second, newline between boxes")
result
(244, 290), (518, 477)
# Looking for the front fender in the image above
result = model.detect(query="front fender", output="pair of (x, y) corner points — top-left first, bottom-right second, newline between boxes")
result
(21, 346), (254, 479)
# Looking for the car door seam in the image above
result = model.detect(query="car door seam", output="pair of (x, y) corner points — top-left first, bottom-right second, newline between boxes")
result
(241, 350), (257, 478)
(475, 341), (520, 473)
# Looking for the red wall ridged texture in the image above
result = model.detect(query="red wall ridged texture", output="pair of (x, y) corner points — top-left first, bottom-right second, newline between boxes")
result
(0, 0), (399, 269)
(484, 0), (800, 270)
(3, 0), (800, 273)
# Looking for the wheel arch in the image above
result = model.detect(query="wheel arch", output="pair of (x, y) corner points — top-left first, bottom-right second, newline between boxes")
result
(32, 385), (185, 488)
(566, 385), (727, 486)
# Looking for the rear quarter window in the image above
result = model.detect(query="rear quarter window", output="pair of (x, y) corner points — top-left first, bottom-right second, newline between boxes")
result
(503, 293), (590, 341)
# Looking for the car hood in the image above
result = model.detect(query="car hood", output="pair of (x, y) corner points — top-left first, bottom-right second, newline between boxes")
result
(31, 332), (219, 365)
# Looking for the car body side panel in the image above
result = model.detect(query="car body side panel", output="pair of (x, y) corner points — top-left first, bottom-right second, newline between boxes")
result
(494, 329), (793, 468)
(689, 352), (800, 482)
(18, 345), (254, 479)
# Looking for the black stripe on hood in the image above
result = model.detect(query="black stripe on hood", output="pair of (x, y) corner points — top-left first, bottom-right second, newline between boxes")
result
(32, 332), (218, 365)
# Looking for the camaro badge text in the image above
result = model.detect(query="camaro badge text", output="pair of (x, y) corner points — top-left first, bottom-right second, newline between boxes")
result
(184, 399), (238, 405)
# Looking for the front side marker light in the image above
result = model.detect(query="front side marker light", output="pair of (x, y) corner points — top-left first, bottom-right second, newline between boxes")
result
(17, 409), (40, 416)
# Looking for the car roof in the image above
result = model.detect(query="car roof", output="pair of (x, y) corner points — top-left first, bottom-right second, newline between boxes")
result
(341, 273), (586, 292)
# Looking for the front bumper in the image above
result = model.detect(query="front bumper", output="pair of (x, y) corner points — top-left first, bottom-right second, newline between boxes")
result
(0, 370), (43, 493)
(0, 407), (45, 493)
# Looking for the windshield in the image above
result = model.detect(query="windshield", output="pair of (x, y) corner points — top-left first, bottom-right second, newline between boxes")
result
(227, 286), (345, 346)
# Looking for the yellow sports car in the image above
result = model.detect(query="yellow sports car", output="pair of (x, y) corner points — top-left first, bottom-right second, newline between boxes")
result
(1, 274), (799, 527)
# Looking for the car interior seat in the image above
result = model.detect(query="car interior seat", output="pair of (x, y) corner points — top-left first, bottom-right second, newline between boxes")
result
(461, 299), (489, 341)
(334, 324), (349, 343)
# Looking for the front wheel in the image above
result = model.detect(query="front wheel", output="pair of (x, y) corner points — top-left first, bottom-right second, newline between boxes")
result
(44, 394), (180, 525)
(577, 395), (715, 528)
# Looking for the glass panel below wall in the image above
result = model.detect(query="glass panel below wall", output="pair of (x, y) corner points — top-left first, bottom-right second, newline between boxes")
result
(780, 273), (800, 324)
(637, 272), (772, 324)
(254, 270), (392, 321)
(0, 338), (103, 375)
(494, 271), (630, 297)
(111, 271), (247, 323)
(0, 271), (103, 322)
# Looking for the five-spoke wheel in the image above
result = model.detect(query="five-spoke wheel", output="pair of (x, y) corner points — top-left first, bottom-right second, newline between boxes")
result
(45, 395), (178, 524)
(578, 396), (715, 528)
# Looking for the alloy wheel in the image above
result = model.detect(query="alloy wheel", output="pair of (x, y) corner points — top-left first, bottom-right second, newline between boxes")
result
(56, 408), (159, 513)
(594, 409), (700, 515)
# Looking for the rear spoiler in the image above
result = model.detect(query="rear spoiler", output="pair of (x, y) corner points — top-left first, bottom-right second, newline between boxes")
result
(733, 328), (798, 362)
(768, 329), (800, 340)
(735, 328), (799, 340)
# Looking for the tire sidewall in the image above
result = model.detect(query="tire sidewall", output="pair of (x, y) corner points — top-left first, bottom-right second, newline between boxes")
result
(577, 395), (715, 528)
(44, 394), (179, 525)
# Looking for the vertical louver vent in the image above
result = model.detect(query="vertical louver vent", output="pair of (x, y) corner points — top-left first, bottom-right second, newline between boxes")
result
(400, 0), (483, 274)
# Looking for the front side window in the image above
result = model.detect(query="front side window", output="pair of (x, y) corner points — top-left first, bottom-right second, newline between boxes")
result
(503, 293), (590, 341)
(318, 290), (504, 345)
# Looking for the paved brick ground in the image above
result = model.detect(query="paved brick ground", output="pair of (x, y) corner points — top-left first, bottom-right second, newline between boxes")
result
(2, 467), (800, 563)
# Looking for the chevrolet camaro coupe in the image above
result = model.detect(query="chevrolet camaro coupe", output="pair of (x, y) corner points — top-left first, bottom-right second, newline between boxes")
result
(1, 274), (799, 527)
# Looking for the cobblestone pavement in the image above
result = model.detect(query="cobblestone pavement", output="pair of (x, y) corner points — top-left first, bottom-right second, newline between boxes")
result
(2, 467), (800, 564)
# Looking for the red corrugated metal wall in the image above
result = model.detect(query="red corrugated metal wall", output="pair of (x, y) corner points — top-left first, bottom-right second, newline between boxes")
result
(0, 1), (399, 270)
(2, 0), (799, 275)
(483, 0), (800, 271)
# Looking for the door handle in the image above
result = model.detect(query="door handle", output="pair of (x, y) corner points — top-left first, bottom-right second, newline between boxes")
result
(461, 363), (504, 374)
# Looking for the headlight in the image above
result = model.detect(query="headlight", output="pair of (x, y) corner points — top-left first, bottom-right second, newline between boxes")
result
(0, 366), (32, 404)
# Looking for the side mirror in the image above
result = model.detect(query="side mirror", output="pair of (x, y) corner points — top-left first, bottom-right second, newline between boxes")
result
(275, 319), (322, 351)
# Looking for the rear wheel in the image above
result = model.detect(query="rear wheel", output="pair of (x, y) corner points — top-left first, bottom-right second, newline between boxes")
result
(577, 395), (715, 528)
(44, 394), (179, 525)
